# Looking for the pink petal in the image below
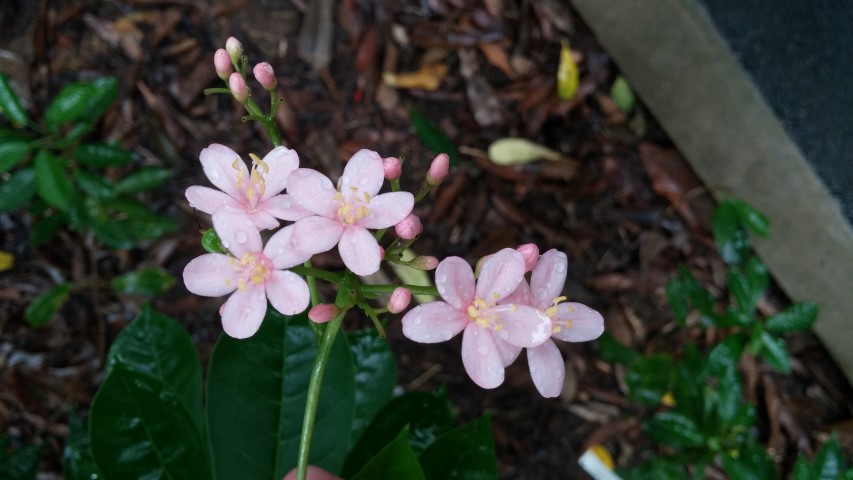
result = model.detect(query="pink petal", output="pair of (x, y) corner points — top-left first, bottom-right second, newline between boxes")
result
(220, 285), (267, 339)
(212, 209), (263, 259)
(502, 278), (532, 306)
(258, 194), (314, 221)
(493, 337), (522, 367)
(286, 169), (338, 217)
(264, 225), (313, 269)
(435, 257), (475, 310)
(527, 340), (565, 398)
(550, 302), (605, 342)
(475, 248), (525, 303)
(246, 210), (280, 230)
(339, 149), (384, 197)
(260, 146), (299, 200)
(200, 144), (247, 200)
(265, 270), (310, 315)
(530, 249), (568, 308)
(356, 192), (414, 229)
(185, 186), (241, 214)
(291, 216), (344, 255)
(183, 254), (238, 297)
(461, 325), (505, 389)
(338, 226), (381, 276)
(401, 302), (468, 343)
(488, 304), (552, 347)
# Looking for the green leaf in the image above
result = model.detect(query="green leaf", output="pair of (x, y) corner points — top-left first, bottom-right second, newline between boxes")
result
(732, 200), (770, 237)
(410, 107), (458, 166)
(343, 389), (454, 478)
(487, 138), (563, 166)
(644, 412), (706, 448)
(611, 76), (636, 113)
(29, 213), (65, 246)
(24, 282), (72, 326)
(62, 412), (101, 480)
(348, 329), (398, 447)
(89, 366), (213, 480)
(0, 139), (33, 173)
(713, 201), (751, 266)
(35, 150), (75, 211)
(45, 83), (92, 129)
(721, 440), (776, 480)
(666, 272), (690, 327)
(201, 228), (228, 254)
(717, 306), (753, 327)
(351, 427), (426, 480)
(78, 77), (118, 125)
(73, 170), (114, 200)
(74, 142), (133, 168)
(759, 331), (790, 374)
(619, 457), (686, 480)
(113, 166), (171, 194)
(715, 365), (743, 428)
(0, 167), (37, 211)
(706, 333), (747, 376)
(419, 416), (497, 480)
(0, 73), (30, 127)
(111, 267), (176, 296)
(206, 311), (355, 479)
(597, 332), (638, 364)
(813, 434), (843, 480)
(765, 302), (819, 334)
(792, 455), (814, 480)
(626, 354), (674, 406)
(0, 436), (42, 480)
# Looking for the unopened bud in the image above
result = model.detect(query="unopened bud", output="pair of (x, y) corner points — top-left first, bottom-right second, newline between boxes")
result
(214, 49), (232, 81)
(383, 157), (402, 180)
(308, 304), (340, 324)
(474, 254), (492, 277)
(229, 72), (249, 103)
(379, 246), (385, 260)
(426, 153), (450, 186)
(394, 214), (422, 240)
(387, 287), (411, 314)
(253, 62), (277, 90)
(516, 243), (540, 273)
(410, 255), (439, 271)
(225, 37), (243, 65)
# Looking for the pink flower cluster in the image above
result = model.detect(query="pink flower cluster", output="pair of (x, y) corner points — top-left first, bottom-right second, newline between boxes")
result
(401, 245), (604, 397)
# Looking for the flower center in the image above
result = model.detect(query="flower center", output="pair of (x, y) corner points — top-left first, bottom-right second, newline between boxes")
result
(466, 298), (505, 331)
(544, 296), (573, 334)
(229, 252), (271, 290)
(334, 186), (371, 225)
(233, 153), (268, 209)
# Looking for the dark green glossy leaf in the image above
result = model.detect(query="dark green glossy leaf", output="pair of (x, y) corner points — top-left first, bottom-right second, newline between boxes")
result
(410, 107), (458, 166)
(89, 218), (136, 250)
(732, 200), (770, 237)
(0, 436), (42, 480)
(343, 388), (454, 478)
(29, 213), (65, 246)
(78, 77), (117, 125)
(717, 306), (753, 327)
(706, 333), (747, 376)
(35, 150), (75, 211)
(113, 166), (171, 194)
(0, 73), (29, 127)
(206, 311), (355, 479)
(74, 143), (133, 168)
(62, 123), (93, 144)
(62, 412), (101, 480)
(111, 267), (176, 296)
(759, 331), (790, 374)
(644, 412), (705, 448)
(666, 272), (689, 327)
(792, 456), (814, 480)
(720, 440), (776, 480)
(713, 201), (750, 266)
(73, 170), (114, 200)
(351, 427), (426, 480)
(106, 306), (203, 429)
(348, 329), (397, 447)
(0, 139), (32, 173)
(419, 416), (497, 480)
(0, 167), (37, 211)
(45, 83), (92, 129)
(626, 354), (674, 406)
(89, 366), (213, 480)
(24, 282), (72, 326)
(765, 302), (819, 334)
(813, 434), (843, 480)
(715, 365), (743, 428)
(619, 457), (686, 480)
(597, 332), (638, 365)
(201, 228), (227, 254)
(729, 257), (768, 315)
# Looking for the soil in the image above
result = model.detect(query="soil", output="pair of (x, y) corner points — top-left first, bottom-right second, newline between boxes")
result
(1, 0), (851, 478)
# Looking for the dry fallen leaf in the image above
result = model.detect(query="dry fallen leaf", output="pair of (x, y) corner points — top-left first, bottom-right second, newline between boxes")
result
(383, 63), (448, 91)
(488, 137), (564, 165)
(478, 41), (514, 77)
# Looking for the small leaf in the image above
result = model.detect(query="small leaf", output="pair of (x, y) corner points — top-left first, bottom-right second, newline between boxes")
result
(351, 428), (426, 480)
(0, 139), (33, 173)
(201, 228), (228, 254)
(0, 73), (30, 127)
(111, 267), (176, 296)
(706, 333), (747, 375)
(0, 167), (37, 211)
(715, 365), (743, 427)
(419, 416), (497, 480)
(626, 354), (674, 406)
(611, 76), (635, 113)
(721, 440), (776, 480)
(732, 200), (770, 237)
(813, 433), (843, 480)
(759, 331), (790, 374)
(666, 273), (689, 327)
(348, 329), (398, 447)
(410, 107), (458, 166)
(35, 150), (76, 211)
(644, 412), (706, 448)
(45, 83), (92, 129)
(765, 302), (819, 334)
(0, 436), (42, 480)
(713, 201), (750, 266)
(791, 455), (814, 480)
(62, 412), (101, 480)
(74, 142), (134, 168)
(597, 332), (638, 365)
(73, 170), (115, 200)
(24, 282), (72, 326)
(79, 77), (117, 125)
(557, 40), (579, 100)
(113, 167), (171, 194)
(487, 138), (563, 166)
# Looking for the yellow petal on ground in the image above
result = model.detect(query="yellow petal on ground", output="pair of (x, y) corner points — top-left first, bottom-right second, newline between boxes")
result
(383, 63), (448, 91)
(557, 40), (579, 100)
(661, 391), (676, 407)
(389, 249), (436, 303)
(0, 251), (13, 271)
(487, 137), (564, 166)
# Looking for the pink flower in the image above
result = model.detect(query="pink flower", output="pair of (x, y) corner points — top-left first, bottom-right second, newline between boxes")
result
(401, 249), (552, 389)
(287, 150), (414, 276)
(214, 49), (232, 80)
(186, 144), (312, 230)
(497, 249), (605, 397)
(426, 153), (450, 185)
(183, 209), (312, 339)
(229, 72), (248, 103)
(382, 156), (402, 180)
(253, 62), (277, 90)
(308, 304), (340, 324)
(394, 213), (422, 240)
(387, 287), (411, 314)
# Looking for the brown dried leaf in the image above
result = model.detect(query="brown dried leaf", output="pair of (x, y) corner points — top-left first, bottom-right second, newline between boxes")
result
(637, 142), (702, 229)
(383, 63), (448, 91)
(478, 42), (515, 77)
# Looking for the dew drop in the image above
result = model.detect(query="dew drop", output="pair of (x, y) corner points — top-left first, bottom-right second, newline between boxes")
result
(236, 231), (248, 244)
(477, 346), (490, 356)
(499, 330), (509, 340)
(280, 199), (291, 209)
(359, 177), (368, 185)
(442, 330), (452, 340)
(188, 201), (196, 209)
(341, 176), (351, 186)
(207, 168), (221, 181)
(414, 318), (422, 326)
(321, 181), (333, 190)
(438, 274), (448, 283)
(222, 240), (230, 248)
(555, 262), (566, 273)
(530, 365), (537, 374)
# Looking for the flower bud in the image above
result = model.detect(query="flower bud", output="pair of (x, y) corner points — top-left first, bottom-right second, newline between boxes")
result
(426, 153), (450, 186)
(225, 37), (243, 65)
(308, 304), (340, 324)
(379, 246), (385, 260)
(387, 287), (411, 314)
(394, 214), (422, 240)
(383, 156), (402, 180)
(410, 255), (439, 271)
(474, 254), (492, 277)
(229, 72), (249, 104)
(516, 243), (540, 273)
(253, 62), (277, 90)
(214, 49), (232, 80)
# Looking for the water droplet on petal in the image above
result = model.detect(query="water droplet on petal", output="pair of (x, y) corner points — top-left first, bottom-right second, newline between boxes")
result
(442, 330), (452, 340)
(555, 262), (566, 273)
(499, 330), (509, 340)
(438, 274), (447, 283)
(478, 346), (490, 356)
(341, 176), (351, 186)
(414, 318), (422, 326)
(321, 182), (332, 190)
(236, 231), (248, 244)
(222, 240), (230, 248)
(188, 201), (196, 208)
(359, 177), (368, 185)
(280, 199), (291, 208)
(207, 168), (221, 181)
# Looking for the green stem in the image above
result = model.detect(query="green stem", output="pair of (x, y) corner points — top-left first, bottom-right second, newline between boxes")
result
(296, 310), (344, 480)
(291, 265), (344, 285)
(361, 283), (438, 297)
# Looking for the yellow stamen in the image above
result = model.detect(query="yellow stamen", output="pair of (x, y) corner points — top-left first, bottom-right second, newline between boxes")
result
(363, 192), (371, 203)
(544, 306), (559, 317)
(552, 325), (563, 334)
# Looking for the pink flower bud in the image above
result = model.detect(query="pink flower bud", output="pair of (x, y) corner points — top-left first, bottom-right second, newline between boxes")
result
(383, 157), (402, 180)
(426, 153), (450, 186)
(394, 214), (422, 240)
(387, 287), (411, 314)
(214, 49), (232, 81)
(410, 255), (439, 270)
(253, 62), (277, 90)
(516, 243), (540, 273)
(229, 72), (249, 103)
(379, 246), (385, 260)
(225, 37), (243, 64)
(308, 304), (340, 324)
